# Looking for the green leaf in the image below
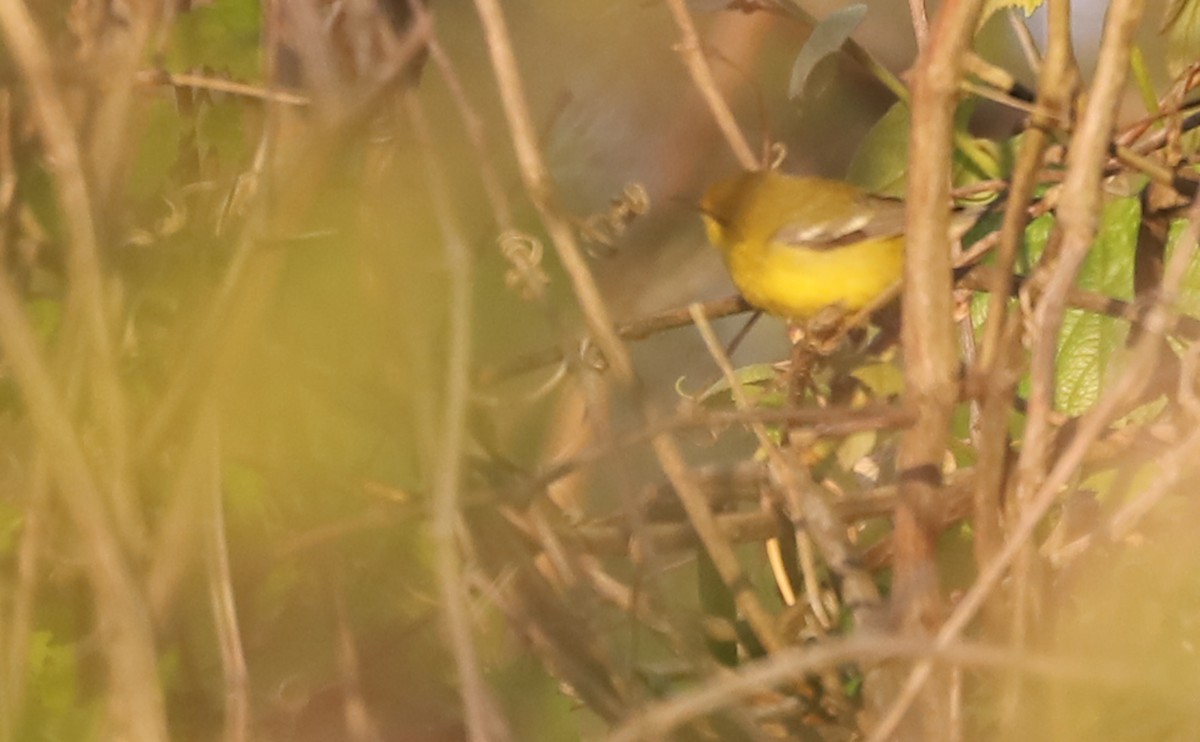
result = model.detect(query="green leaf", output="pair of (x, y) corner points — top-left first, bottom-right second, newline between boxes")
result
(168, 0), (261, 79)
(788, 4), (867, 102)
(222, 460), (271, 528)
(982, 0), (1044, 21)
(851, 361), (905, 398)
(26, 298), (62, 345)
(1051, 197), (1140, 415)
(686, 363), (779, 405)
(849, 100), (1017, 198)
(26, 631), (77, 714)
(1162, 0), (1200, 79)
(836, 430), (877, 471)
(0, 499), (21, 556)
(847, 101), (909, 197)
(128, 98), (182, 202)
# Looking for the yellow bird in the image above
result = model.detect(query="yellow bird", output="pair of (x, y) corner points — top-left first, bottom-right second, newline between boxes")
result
(700, 170), (908, 320)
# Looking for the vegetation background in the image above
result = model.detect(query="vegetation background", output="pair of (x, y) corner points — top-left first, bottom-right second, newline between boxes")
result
(1, 0), (1199, 741)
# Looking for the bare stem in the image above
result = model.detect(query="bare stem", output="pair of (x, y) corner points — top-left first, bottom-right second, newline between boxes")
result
(407, 90), (512, 742)
(664, 0), (757, 169)
(472, 0), (633, 382)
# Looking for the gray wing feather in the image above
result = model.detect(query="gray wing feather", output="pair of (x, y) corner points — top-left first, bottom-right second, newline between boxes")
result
(771, 195), (906, 248)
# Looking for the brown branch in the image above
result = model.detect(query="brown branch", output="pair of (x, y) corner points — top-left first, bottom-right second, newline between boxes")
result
(478, 294), (752, 385)
(897, 0), (983, 641)
(972, 0), (1077, 579)
(137, 69), (311, 106)
(873, 2), (1152, 738)
(646, 332), (787, 655)
(520, 404), (916, 508)
(607, 636), (1132, 742)
(887, 0), (987, 735)
(576, 471), (974, 555)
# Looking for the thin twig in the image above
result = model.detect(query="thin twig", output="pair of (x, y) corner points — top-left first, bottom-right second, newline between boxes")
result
(426, 40), (514, 231)
(1105, 191), (1200, 538)
(972, 0), (1076, 577)
(578, 473), (975, 556)
(406, 89), (512, 742)
(137, 69), (311, 106)
(0, 0), (139, 550)
(663, 0), (757, 169)
(200, 410), (250, 742)
(909, 0), (929, 47)
(332, 584), (384, 742)
(1007, 8), (1042, 74)
(646, 426), (788, 652)
(607, 636), (1133, 742)
(0, 453), (50, 742)
(690, 305), (883, 630)
(472, 0), (633, 382)
(478, 295), (751, 385)
(0, 264), (166, 741)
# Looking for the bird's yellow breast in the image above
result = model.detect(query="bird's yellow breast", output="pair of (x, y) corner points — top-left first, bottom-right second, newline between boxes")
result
(700, 171), (907, 320)
(722, 233), (904, 319)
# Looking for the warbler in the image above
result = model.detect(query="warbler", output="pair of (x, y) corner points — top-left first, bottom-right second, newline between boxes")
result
(700, 170), (909, 320)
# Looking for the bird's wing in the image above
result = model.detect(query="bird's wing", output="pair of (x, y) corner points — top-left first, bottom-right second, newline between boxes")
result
(770, 194), (906, 250)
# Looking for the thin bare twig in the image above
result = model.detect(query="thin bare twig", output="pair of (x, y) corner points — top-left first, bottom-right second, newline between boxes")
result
(1007, 8), (1042, 74)
(0, 266), (166, 741)
(0, 0), (139, 550)
(663, 0), (757, 169)
(200, 410), (250, 742)
(1017, 0), (1143, 509)
(646, 427), (786, 655)
(332, 585), (384, 742)
(406, 89), (512, 742)
(909, 0), (929, 47)
(0, 453), (50, 742)
(479, 295), (751, 385)
(472, 0), (633, 382)
(1105, 190), (1200, 537)
(689, 305), (883, 629)
(972, 0), (1076, 579)
(137, 69), (311, 106)
(607, 635), (1132, 742)
(426, 40), (514, 232)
